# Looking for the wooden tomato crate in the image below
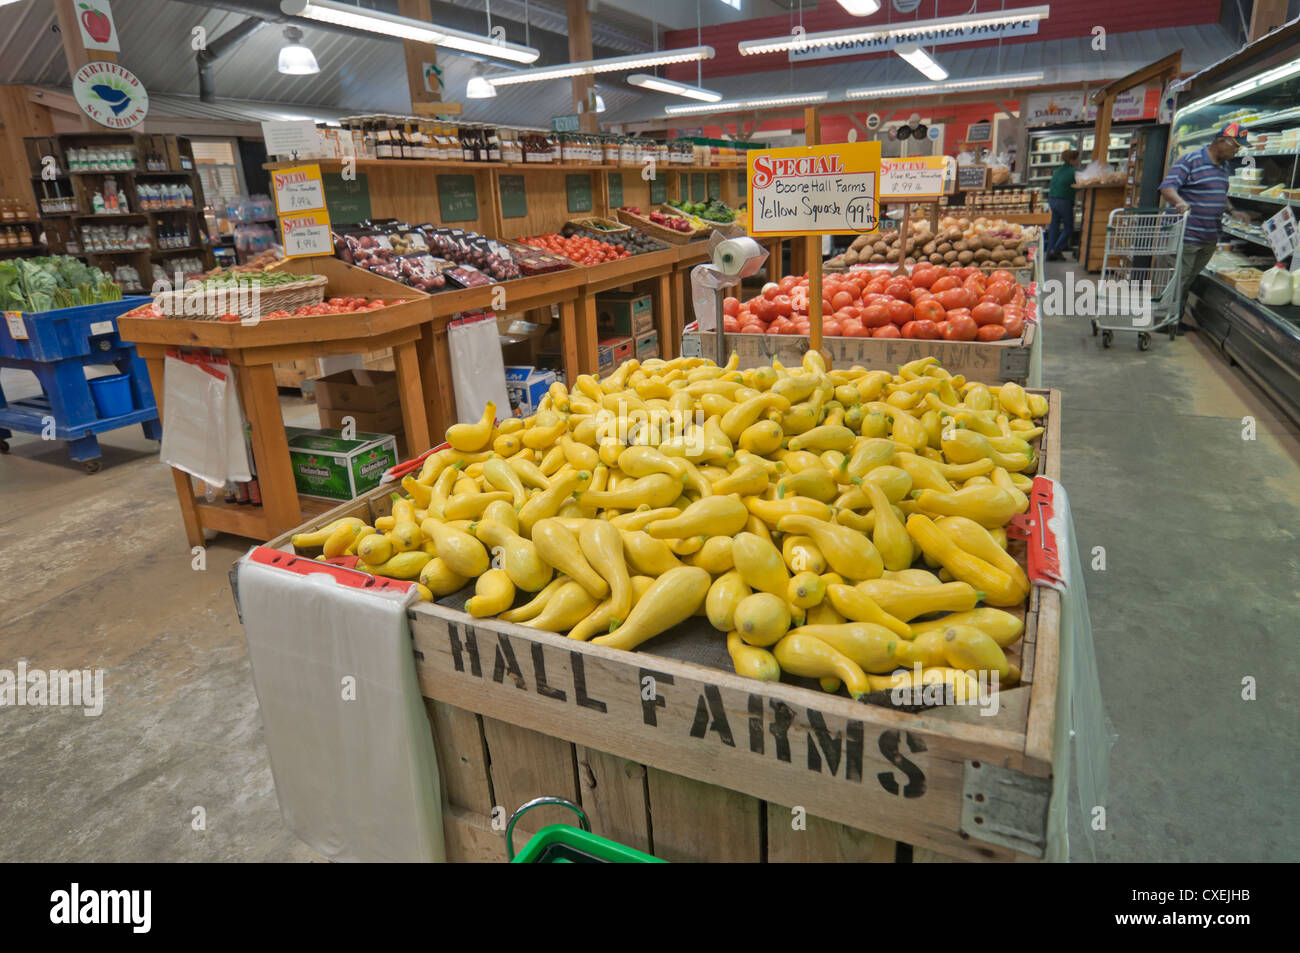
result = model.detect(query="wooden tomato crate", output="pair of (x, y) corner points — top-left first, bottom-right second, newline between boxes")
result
(681, 323), (1036, 385)
(267, 390), (1062, 863)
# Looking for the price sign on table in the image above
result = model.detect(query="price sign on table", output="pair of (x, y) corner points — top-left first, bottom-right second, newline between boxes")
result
(281, 209), (333, 259)
(272, 164), (327, 215)
(1263, 205), (1300, 264)
(879, 156), (950, 202)
(746, 141), (881, 236)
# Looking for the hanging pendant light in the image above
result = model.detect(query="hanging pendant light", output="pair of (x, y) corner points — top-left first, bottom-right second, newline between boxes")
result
(277, 26), (319, 75)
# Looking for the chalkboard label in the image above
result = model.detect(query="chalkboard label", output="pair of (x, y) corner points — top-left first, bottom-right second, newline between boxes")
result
(437, 174), (478, 223)
(500, 174), (527, 218)
(552, 114), (580, 133)
(691, 173), (706, 202)
(566, 173), (593, 213)
(608, 173), (624, 209)
(736, 171), (746, 197)
(957, 165), (989, 190)
(707, 173), (721, 201)
(322, 172), (371, 224)
(650, 175), (667, 205)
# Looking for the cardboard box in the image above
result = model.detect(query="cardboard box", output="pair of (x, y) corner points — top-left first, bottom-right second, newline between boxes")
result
(318, 405), (405, 436)
(599, 336), (634, 368)
(313, 369), (399, 413)
(596, 291), (654, 338)
(505, 365), (555, 417)
(284, 427), (397, 501)
(635, 330), (658, 362)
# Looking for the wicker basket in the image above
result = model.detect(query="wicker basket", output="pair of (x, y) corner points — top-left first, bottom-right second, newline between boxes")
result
(652, 204), (742, 239)
(156, 274), (328, 321)
(614, 207), (700, 245)
(565, 216), (630, 237)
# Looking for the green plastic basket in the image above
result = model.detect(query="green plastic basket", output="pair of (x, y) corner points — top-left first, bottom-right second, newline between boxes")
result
(507, 798), (665, 863)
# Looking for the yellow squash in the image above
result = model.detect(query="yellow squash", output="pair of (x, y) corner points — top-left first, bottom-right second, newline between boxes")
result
(853, 578), (982, 621)
(731, 532), (791, 597)
(418, 557), (470, 597)
(824, 584), (911, 639)
(591, 566), (711, 651)
(706, 571), (751, 632)
(446, 401), (495, 452)
(734, 592), (792, 647)
(465, 569), (515, 617)
(773, 633), (871, 700)
(727, 631), (781, 682)
(645, 495), (748, 539)
(776, 514), (884, 581)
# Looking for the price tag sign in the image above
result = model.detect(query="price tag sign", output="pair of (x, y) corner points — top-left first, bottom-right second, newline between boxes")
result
(272, 164), (327, 215)
(4, 310), (28, 341)
(747, 141), (881, 236)
(261, 120), (322, 159)
(281, 209), (334, 259)
(879, 156), (950, 202)
(1263, 205), (1299, 263)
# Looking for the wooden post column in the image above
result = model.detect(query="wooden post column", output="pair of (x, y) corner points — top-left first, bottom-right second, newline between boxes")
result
(53, 0), (115, 131)
(567, 0), (598, 133)
(398, 0), (462, 115)
(804, 107), (824, 356)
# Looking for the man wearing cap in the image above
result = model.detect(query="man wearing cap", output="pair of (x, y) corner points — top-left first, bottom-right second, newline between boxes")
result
(1160, 123), (1252, 331)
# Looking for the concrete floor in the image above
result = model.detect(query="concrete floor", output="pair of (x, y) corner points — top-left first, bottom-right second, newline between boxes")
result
(0, 262), (1297, 862)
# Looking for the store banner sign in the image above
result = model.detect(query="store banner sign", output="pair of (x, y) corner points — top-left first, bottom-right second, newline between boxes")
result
(77, 1), (121, 52)
(281, 209), (334, 259)
(880, 156), (950, 201)
(748, 141), (881, 236)
(789, 17), (1039, 62)
(72, 62), (148, 130)
(1025, 86), (1160, 126)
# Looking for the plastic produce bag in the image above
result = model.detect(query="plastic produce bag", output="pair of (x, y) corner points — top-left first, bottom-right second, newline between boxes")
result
(448, 313), (511, 424)
(159, 351), (251, 485)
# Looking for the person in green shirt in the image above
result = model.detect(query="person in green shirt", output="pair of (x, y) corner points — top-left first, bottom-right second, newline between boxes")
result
(1045, 149), (1081, 261)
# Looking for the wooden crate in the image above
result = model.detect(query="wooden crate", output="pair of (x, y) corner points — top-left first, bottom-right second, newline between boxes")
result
(273, 358), (319, 394)
(681, 324), (1036, 386)
(267, 389), (1062, 863)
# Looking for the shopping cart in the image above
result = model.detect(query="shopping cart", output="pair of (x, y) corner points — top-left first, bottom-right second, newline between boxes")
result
(506, 797), (663, 863)
(1090, 207), (1188, 351)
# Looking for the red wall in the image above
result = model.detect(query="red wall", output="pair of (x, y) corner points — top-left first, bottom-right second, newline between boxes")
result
(664, 0), (1222, 81)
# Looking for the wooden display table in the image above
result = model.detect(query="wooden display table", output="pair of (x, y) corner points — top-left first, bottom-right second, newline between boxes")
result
(573, 247), (680, 365)
(1077, 184), (1126, 272)
(118, 258), (435, 548)
(669, 237), (784, 356)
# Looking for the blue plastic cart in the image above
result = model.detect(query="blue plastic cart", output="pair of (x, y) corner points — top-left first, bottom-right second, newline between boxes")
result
(0, 297), (159, 472)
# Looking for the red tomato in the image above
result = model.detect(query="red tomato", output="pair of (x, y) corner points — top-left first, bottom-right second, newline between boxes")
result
(930, 276), (961, 294)
(739, 323), (764, 334)
(778, 276), (798, 293)
(723, 317), (740, 333)
(914, 298), (945, 322)
(944, 316), (978, 341)
(841, 319), (868, 337)
(984, 281), (1015, 305)
(911, 319), (940, 340)
(886, 299), (914, 326)
(753, 299), (775, 322)
(861, 304), (890, 329)
(872, 324), (901, 338)
(900, 320), (919, 339)
(972, 302), (1005, 326)
(945, 308), (973, 324)
(822, 320), (843, 337)
(831, 290), (855, 312)
(936, 288), (974, 312)
(723, 297), (740, 317)
(762, 283), (781, 300)
(822, 299), (833, 316)
(911, 267), (937, 289)
(886, 280), (913, 301)
(909, 287), (931, 306)
(990, 269), (1016, 285)
(977, 324), (1009, 342)
(768, 317), (792, 334)
(833, 308), (856, 326)
(773, 295), (794, 318)
(1002, 313), (1025, 338)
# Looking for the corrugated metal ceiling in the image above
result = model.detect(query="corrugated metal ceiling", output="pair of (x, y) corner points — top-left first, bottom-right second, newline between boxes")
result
(603, 23), (1241, 125)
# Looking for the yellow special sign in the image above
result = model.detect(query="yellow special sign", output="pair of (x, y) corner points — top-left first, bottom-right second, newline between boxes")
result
(271, 163), (326, 215)
(280, 208), (333, 259)
(747, 142), (881, 237)
(879, 156), (953, 202)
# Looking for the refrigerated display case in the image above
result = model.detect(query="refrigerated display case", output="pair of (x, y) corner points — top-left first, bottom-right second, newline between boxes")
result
(1173, 20), (1300, 425)
(1029, 126), (1142, 253)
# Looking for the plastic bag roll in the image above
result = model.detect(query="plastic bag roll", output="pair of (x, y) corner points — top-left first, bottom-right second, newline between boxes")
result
(712, 236), (766, 278)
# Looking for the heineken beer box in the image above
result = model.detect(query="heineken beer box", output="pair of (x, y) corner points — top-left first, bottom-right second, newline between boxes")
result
(285, 427), (398, 501)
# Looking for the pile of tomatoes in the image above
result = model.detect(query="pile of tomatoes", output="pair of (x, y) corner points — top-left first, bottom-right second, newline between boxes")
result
(517, 233), (631, 266)
(217, 297), (390, 322)
(723, 265), (1030, 342)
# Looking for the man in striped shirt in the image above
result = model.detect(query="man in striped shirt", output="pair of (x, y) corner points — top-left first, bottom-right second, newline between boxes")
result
(1160, 122), (1252, 330)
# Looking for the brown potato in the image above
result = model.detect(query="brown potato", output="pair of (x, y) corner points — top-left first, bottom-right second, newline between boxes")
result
(922, 241), (937, 255)
(937, 242), (952, 254)
(943, 251), (959, 263)
(953, 241), (968, 253)
(870, 253), (886, 263)
(1012, 256), (1027, 267)
(886, 248), (899, 261)
(873, 241), (888, 254)
(844, 249), (860, 265)
(972, 248), (991, 262)
(957, 250), (974, 264)
(851, 235), (870, 251)
(929, 252), (945, 264)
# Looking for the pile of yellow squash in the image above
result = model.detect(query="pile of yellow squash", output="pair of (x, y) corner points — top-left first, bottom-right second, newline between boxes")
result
(291, 352), (1049, 701)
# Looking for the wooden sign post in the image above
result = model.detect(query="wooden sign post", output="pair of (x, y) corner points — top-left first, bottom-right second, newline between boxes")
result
(746, 111), (881, 364)
(879, 156), (951, 277)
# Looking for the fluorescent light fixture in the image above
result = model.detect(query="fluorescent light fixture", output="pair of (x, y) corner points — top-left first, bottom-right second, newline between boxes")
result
(738, 5), (1050, 56)
(895, 44), (947, 81)
(837, 0), (881, 14)
(845, 71), (1045, 99)
(664, 91), (827, 116)
(281, 0), (540, 64)
(595, 94), (607, 113)
(278, 26), (319, 75)
(1180, 58), (1300, 115)
(627, 73), (723, 102)
(466, 75), (497, 98)
(488, 45), (714, 87)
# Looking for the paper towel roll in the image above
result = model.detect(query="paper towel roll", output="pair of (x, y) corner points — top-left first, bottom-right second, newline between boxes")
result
(712, 236), (766, 279)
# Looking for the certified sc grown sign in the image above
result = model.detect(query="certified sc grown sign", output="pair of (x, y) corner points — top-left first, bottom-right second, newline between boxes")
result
(73, 61), (149, 129)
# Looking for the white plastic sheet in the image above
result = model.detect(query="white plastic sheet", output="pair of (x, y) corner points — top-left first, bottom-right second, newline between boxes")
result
(448, 315), (512, 422)
(159, 352), (251, 486)
(236, 554), (446, 862)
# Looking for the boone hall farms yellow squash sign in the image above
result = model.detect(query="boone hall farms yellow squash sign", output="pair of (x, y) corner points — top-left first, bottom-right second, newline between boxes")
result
(747, 141), (881, 237)
(72, 61), (149, 130)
